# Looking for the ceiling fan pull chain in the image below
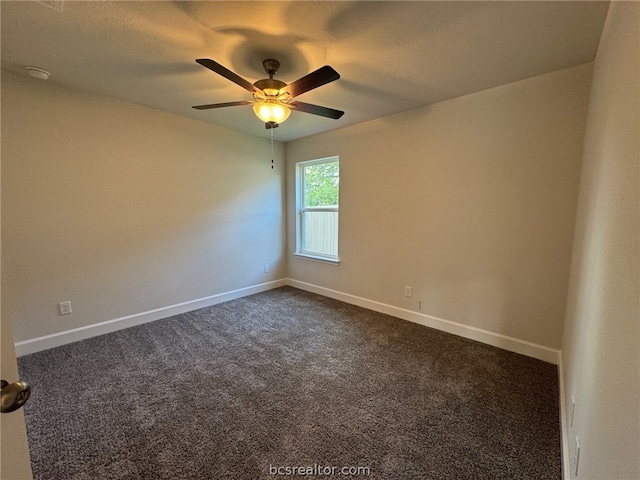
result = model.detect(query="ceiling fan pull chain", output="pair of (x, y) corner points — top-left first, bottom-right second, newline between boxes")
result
(270, 126), (274, 170)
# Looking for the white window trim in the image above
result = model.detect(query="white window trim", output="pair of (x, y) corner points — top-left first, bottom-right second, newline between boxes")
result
(295, 156), (340, 264)
(293, 252), (340, 265)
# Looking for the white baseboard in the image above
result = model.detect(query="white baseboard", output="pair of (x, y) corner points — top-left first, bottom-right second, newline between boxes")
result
(16, 277), (561, 366)
(14, 279), (288, 357)
(287, 278), (561, 365)
(557, 352), (571, 479)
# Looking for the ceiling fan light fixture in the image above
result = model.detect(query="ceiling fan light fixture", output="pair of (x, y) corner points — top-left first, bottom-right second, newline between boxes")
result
(253, 102), (291, 124)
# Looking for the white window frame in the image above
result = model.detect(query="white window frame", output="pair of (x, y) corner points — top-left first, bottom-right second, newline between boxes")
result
(295, 156), (340, 264)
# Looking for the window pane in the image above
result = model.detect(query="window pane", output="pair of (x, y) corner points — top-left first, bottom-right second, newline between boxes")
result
(303, 162), (339, 208)
(302, 211), (338, 256)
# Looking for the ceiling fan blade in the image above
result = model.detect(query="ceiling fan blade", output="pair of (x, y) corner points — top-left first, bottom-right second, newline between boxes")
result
(281, 66), (340, 98)
(290, 101), (344, 119)
(192, 101), (253, 110)
(196, 58), (261, 94)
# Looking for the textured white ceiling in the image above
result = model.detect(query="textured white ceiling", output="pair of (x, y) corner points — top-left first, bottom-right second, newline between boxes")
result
(1, 1), (609, 142)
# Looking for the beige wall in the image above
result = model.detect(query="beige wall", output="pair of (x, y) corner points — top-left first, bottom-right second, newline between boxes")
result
(562, 3), (640, 479)
(1, 73), (286, 342)
(286, 64), (592, 349)
(3, 62), (596, 352)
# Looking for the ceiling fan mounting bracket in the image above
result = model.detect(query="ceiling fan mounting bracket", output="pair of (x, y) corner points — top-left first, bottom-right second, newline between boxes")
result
(262, 58), (280, 78)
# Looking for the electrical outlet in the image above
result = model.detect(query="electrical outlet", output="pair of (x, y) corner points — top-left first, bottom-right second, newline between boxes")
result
(573, 436), (580, 476)
(264, 264), (270, 273)
(404, 286), (412, 297)
(58, 301), (72, 315)
(418, 300), (422, 310)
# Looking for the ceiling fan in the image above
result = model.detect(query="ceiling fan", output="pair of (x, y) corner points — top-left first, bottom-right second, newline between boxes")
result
(192, 58), (344, 129)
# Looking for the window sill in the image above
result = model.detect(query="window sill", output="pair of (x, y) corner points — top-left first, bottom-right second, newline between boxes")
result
(294, 253), (340, 265)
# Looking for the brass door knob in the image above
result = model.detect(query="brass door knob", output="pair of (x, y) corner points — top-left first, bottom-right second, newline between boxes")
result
(1, 379), (31, 413)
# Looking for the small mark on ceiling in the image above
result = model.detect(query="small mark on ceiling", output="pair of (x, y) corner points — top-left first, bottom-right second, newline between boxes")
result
(35, 1), (64, 13)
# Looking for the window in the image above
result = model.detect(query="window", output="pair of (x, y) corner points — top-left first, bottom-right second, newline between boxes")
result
(296, 156), (339, 263)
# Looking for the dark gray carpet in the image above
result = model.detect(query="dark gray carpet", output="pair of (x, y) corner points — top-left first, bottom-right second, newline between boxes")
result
(18, 287), (561, 479)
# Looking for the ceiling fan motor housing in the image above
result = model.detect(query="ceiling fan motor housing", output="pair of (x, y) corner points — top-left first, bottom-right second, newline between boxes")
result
(254, 59), (287, 98)
(254, 78), (287, 95)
